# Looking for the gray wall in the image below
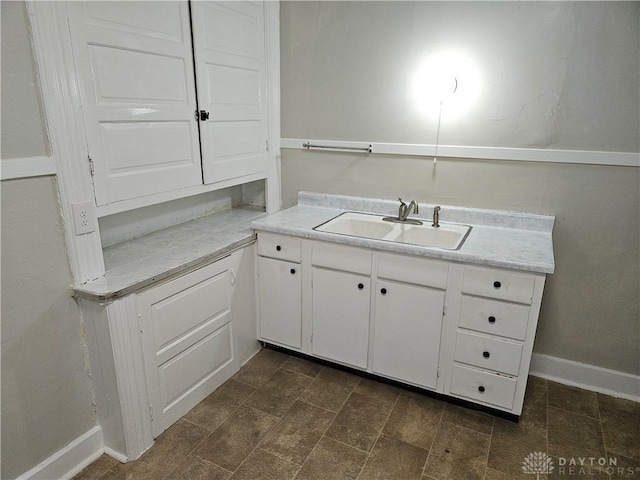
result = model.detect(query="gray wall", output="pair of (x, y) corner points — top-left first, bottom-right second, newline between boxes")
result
(280, 2), (640, 375)
(1, 3), (96, 478)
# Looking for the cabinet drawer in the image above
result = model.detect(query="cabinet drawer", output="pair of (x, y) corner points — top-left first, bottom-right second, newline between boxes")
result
(258, 233), (301, 262)
(312, 242), (372, 275)
(462, 266), (535, 304)
(459, 296), (530, 340)
(450, 364), (517, 410)
(377, 253), (448, 289)
(454, 330), (523, 376)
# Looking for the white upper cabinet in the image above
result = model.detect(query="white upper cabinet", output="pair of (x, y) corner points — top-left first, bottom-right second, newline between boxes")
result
(191, 1), (269, 185)
(67, 1), (269, 207)
(67, 1), (203, 206)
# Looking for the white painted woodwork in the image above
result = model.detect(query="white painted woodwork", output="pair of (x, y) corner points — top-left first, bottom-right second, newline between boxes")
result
(461, 266), (535, 304)
(192, 1), (269, 186)
(257, 256), (302, 349)
(372, 280), (445, 389)
(453, 330), (523, 376)
(0, 156), (57, 180)
(256, 235), (548, 416)
(449, 364), (518, 410)
(138, 258), (239, 437)
(459, 296), (530, 340)
(66, 1), (203, 205)
(311, 267), (370, 368)
(377, 252), (448, 289)
(257, 232), (301, 262)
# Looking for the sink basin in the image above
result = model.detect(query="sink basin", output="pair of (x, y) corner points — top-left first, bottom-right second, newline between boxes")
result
(314, 212), (471, 250)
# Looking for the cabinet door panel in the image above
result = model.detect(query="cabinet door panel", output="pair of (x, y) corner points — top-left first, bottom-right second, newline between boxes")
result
(372, 281), (444, 389)
(312, 267), (370, 368)
(258, 257), (302, 348)
(191, 1), (269, 185)
(67, 2), (202, 205)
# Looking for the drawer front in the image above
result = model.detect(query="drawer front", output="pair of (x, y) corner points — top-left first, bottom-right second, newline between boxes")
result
(462, 266), (535, 304)
(312, 242), (372, 275)
(450, 364), (517, 410)
(459, 296), (530, 340)
(258, 232), (301, 262)
(454, 330), (523, 376)
(377, 252), (448, 289)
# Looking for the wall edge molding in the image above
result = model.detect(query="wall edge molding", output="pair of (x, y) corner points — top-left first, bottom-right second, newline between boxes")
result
(0, 156), (57, 180)
(281, 138), (640, 168)
(16, 425), (104, 480)
(530, 353), (640, 401)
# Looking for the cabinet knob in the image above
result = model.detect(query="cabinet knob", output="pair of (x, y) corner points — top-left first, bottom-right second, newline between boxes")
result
(478, 385), (485, 393)
(358, 283), (364, 290)
(381, 288), (387, 295)
(290, 268), (296, 275)
(488, 316), (496, 324)
(482, 351), (490, 358)
(276, 245), (282, 251)
(493, 281), (502, 289)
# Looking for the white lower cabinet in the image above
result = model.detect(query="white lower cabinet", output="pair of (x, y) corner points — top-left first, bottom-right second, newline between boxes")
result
(255, 233), (546, 417)
(372, 280), (444, 389)
(311, 267), (370, 368)
(138, 257), (239, 437)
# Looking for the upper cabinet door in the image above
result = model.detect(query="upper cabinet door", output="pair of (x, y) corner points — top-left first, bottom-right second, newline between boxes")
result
(67, 1), (203, 206)
(191, 1), (269, 185)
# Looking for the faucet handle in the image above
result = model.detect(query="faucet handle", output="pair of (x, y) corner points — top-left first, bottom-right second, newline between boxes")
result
(398, 197), (406, 206)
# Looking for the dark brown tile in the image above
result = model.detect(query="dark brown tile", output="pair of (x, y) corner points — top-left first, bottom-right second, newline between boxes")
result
(527, 375), (548, 389)
(483, 467), (523, 480)
(382, 391), (444, 450)
(599, 401), (640, 460)
(184, 379), (256, 431)
(354, 377), (400, 409)
(281, 356), (324, 378)
(245, 369), (313, 417)
(548, 382), (599, 418)
(259, 401), (335, 465)
(165, 455), (232, 480)
(229, 448), (299, 480)
(358, 434), (428, 480)
(520, 383), (548, 432)
(598, 393), (640, 416)
(324, 392), (391, 452)
(548, 406), (606, 460)
(103, 420), (210, 480)
(488, 418), (547, 479)
(441, 403), (494, 435)
(193, 405), (280, 471)
(607, 452), (640, 479)
(232, 348), (289, 387)
(72, 454), (119, 480)
(294, 436), (367, 480)
(299, 367), (360, 413)
(424, 421), (491, 480)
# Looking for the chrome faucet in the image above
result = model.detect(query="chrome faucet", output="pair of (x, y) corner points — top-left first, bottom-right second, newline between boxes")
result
(398, 198), (419, 221)
(432, 205), (441, 228)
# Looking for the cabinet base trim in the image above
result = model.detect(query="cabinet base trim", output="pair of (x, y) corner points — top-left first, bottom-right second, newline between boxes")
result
(530, 353), (640, 402)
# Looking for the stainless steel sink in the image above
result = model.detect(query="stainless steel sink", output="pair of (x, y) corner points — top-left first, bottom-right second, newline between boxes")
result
(314, 212), (471, 250)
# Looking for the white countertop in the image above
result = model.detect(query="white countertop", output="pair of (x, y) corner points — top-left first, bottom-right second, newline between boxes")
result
(74, 207), (265, 301)
(252, 192), (555, 274)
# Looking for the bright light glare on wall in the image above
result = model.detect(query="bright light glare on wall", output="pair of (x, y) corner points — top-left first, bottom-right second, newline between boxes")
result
(412, 51), (481, 120)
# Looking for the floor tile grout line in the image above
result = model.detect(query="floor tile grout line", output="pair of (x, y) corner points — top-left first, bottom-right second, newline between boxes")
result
(354, 391), (401, 480)
(421, 401), (446, 479)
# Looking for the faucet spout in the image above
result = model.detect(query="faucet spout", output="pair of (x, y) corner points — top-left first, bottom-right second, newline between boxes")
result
(397, 198), (419, 221)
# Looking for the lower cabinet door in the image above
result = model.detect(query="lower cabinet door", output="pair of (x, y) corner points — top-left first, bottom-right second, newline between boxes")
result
(311, 267), (370, 368)
(258, 256), (302, 348)
(372, 281), (445, 389)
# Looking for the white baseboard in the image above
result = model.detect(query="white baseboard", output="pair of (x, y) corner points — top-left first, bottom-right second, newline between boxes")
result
(16, 425), (105, 480)
(530, 353), (640, 402)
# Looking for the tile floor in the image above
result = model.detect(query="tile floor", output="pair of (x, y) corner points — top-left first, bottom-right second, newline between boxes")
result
(75, 348), (640, 480)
